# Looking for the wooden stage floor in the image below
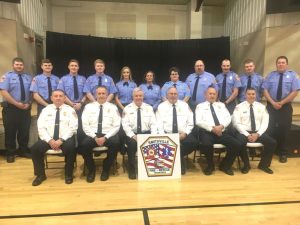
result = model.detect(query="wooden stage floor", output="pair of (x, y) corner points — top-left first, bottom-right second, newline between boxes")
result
(0, 154), (300, 225)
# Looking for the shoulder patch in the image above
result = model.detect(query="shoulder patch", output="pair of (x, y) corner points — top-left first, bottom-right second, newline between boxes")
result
(0, 75), (6, 82)
(235, 75), (240, 81)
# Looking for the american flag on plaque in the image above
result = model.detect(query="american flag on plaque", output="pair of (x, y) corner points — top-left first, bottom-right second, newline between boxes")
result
(140, 136), (178, 177)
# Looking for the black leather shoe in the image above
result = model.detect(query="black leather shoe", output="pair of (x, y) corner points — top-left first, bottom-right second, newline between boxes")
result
(219, 167), (234, 176)
(100, 171), (109, 181)
(279, 155), (287, 163)
(241, 166), (250, 174)
(86, 171), (96, 183)
(32, 175), (47, 186)
(203, 167), (214, 176)
(258, 165), (273, 174)
(128, 168), (136, 180)
(65, 176), (73, 184)
(6, 155), (15, 163)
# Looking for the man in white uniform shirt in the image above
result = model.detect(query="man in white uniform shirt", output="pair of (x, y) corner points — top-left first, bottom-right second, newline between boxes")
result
(196, 87), (241, 176)
(79, 86), (121, 182)
(156, 87), (198, 175)
(233, 88), (276, 174)
(122, 88), (157, 179)
(31, 90), (78, 186)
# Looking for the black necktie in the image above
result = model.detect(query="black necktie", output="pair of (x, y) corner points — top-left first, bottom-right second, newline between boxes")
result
(97, 105), (103, 137)
(47, 77), (52, 101)
(18, 74), (25, 102)
(250, 104), (256, 132)
(123, 82), (129, 86)
(210, 103), (220, 126)
(53, 108), (60, 140)
(276, 73), (283, 100)
(172, 104), (178, 133)
(247, 76), (252, 89)
(220, 74), (227, 102)
(173, 83), (177, 88)
(73, 76), (79, 100)
(137, 107), (142, 134)
(192, 75), (200, 101)
(148, 85), (153, 90)
(98, 76), (102, 87)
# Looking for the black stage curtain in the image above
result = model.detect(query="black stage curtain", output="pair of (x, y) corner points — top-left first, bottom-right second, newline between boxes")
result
(46, 31), (230, 86)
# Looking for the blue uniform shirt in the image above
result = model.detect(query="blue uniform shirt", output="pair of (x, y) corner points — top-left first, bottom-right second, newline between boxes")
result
(30, 74), (59, 100)
(139, 83), (161, 110)
(0, 71), (32, 103)
(239, 73), (264, 102)
(83, 73), (117, 98)
(57, 74), (86, 102)
(216, 71), (241, 100)
(186, 72), (217, 106)
(116, 80), (137, 105)
(262, 70), (300, 101)
(161, 80), (190, 101)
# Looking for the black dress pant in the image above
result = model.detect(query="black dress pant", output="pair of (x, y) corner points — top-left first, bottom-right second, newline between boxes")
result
(235, 132), (276, 168)
(2, 103), (31, 156)
(180, 132), (199, 162)
(75, 106), (86, 145)
(31, 136), (76, 177)
(78, 134), (120, 173)
(266, 103), (292, 156)
(199, 130), (240, 169)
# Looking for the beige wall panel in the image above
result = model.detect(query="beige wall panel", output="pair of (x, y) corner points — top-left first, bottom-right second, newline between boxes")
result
(147, 15), (175, 40)
(51, 1), (187, 39)
(0, 19), (17, 76)
(202, 6), (224, 38)
(65, 12), (96, 36)
(107, 14), (136, 38)
(230, 29), (266, 75)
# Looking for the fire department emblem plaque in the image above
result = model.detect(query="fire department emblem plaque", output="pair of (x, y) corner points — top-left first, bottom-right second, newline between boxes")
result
(137, 134), (181, 180)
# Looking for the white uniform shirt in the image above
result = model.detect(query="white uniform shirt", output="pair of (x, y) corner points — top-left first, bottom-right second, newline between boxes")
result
(195, 101), (231, 132)
(232, 101), (269, 137)
(122, 102), (158, 138)
(82, 101), (120, 139)
(156, 100), (194, 135)
(38, 104), (78, 142)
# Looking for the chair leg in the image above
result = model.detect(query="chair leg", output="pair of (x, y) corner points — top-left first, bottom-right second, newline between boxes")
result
(45, 155), (49, 169)
(193, 150), (197, 163)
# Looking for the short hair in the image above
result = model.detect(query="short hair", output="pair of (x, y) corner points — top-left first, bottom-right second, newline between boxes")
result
(68, 59), (79, 65)
(195, 59), (205, 65)
(12, 57), (24, 64)
(207, 85), (217, 91)
(41, 59), (52, 65)
(169, 67), (179, 75)
(167, 86), (178, 94)
(144, 70), (155, 81)
(96, 85), (108, 92)
(94, 59), (105, 66)
(51, 89), (65, 96)
(221, 59), (231, 64)
(246, 87), (256, 92)
(244, 59), (254, 65)
(276, 56), (288, 64)
(132, 87), (144, 97)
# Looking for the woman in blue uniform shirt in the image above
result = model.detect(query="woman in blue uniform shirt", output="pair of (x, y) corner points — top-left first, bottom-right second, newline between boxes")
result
(115, 66), (137, 112)
(161, 67), (190, 102)
(139, 70), (161, 111)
